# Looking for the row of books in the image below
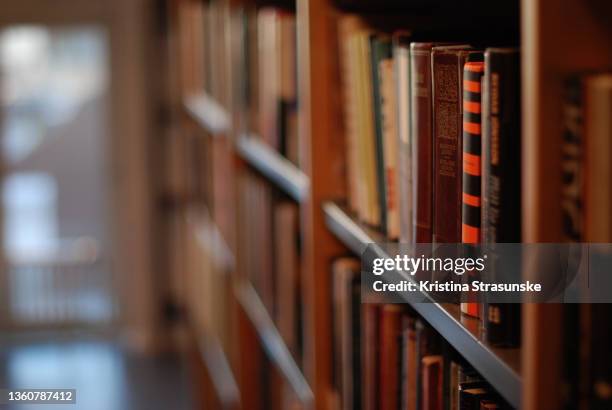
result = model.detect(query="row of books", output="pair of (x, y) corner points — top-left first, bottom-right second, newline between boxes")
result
(331, 257), (513, 410)
(338, 18), (521, 344)
(239, 170), (304, 363)
(238, 6), (300, 165)
(562, 72), (612, 410)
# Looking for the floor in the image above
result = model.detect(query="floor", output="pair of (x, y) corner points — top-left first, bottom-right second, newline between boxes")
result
(0, 335), (194, 410)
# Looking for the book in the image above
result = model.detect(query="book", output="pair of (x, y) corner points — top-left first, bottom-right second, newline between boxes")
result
(256, 8), (297, 156)
(363, 303), (380, 410)
(400, 314), (418, 410)
(393, 33), (412, 244)
(432, 45), (476, 245)
(379, 305), (403, 410)
(421, 355), (444, 410)
(561, 76), (584, 242)
(415, 319), (441, 409)
(356, 31), (381, 227)
(274, 201), (301, 359)
(339, 17), (368, 221)
(257, 8), (281, 147)
(482, 48), (521, 348)
(479, 400), (500, 409)
(277, 13), (299, 165)
(332, 258), (361, 410)
(461, 60), (485, 245)
(379, 43), (401, 239)
(459, 387), (490, 410)
(560, 77), (584, 410)
(370, 34), (393, 236)
(410, 43), (438, 243)
(461, 58), (485, 317)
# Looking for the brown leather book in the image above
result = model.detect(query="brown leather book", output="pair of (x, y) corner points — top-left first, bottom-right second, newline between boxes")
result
(410, 43), (437, 243)
(363, 303), (380, 410)
(432, 46), (476, 244)
(421, 355), (444, 410)
(379, 305), (403, 410)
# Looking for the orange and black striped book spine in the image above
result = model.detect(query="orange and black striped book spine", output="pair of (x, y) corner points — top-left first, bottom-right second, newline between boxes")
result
(461, 60), (484, 317)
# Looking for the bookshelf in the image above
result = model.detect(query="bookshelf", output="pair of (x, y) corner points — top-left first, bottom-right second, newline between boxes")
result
(323, 201), (521, 408)
(160, 0), (612, 408)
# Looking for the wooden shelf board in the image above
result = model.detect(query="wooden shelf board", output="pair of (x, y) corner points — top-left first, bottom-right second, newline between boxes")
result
(236, 134), (309, 202)
(234, 279), (314, 407)
(322, 201), (522, 408)
(183, 92), (231, 135)
(197, 329), (241, 409)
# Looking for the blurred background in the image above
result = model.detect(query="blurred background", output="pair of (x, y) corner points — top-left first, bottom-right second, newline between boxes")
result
(0, 1), (193, 409)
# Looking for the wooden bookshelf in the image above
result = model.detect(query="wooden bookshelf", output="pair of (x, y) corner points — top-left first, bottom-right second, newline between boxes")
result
(183, 92), (232, 135)
(162, 0), (612, 408)
(235, 279), (314, 407)
(236, 134), (309, 203)
(323, 201), (521, 408)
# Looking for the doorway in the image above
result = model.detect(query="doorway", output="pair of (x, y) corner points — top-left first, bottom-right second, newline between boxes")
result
(0, 25), (117, 330)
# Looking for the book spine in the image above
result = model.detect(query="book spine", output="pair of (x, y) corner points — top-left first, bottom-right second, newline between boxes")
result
(461, 61), (485, 317)
(357, 33), (380, 227)
(363, 303), (379, 410)
(432, 50), (469, 244)
(410, 43), (434, 243)
(275, 202), (300, 356)
(482, 49), (521, 243)
(421, 356), (444, 410)
(401, 317), (418, 410)
(560, 77), (583, 410)
(332, 258), (360, 410)
(561, 79), (584, 241)
(380, 57), (400, 239)
(482, 49), (521, 347)
(461, 61), (485, 244)
(415, 319), (440, 409)
(394, 38), (413, 244)
(338, 18), (363, 220)
(379, 305), (403, 410)
(370, 35), (393, 234)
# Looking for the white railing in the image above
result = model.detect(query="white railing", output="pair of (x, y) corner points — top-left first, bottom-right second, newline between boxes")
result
(3, 237), (118, 327)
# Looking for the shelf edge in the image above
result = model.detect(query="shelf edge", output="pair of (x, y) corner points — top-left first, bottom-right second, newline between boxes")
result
(234, 279), (314, 407)
(183, 92), (231, 135)
(236, 134), (309, 202)
(198, 329), (241, 409)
